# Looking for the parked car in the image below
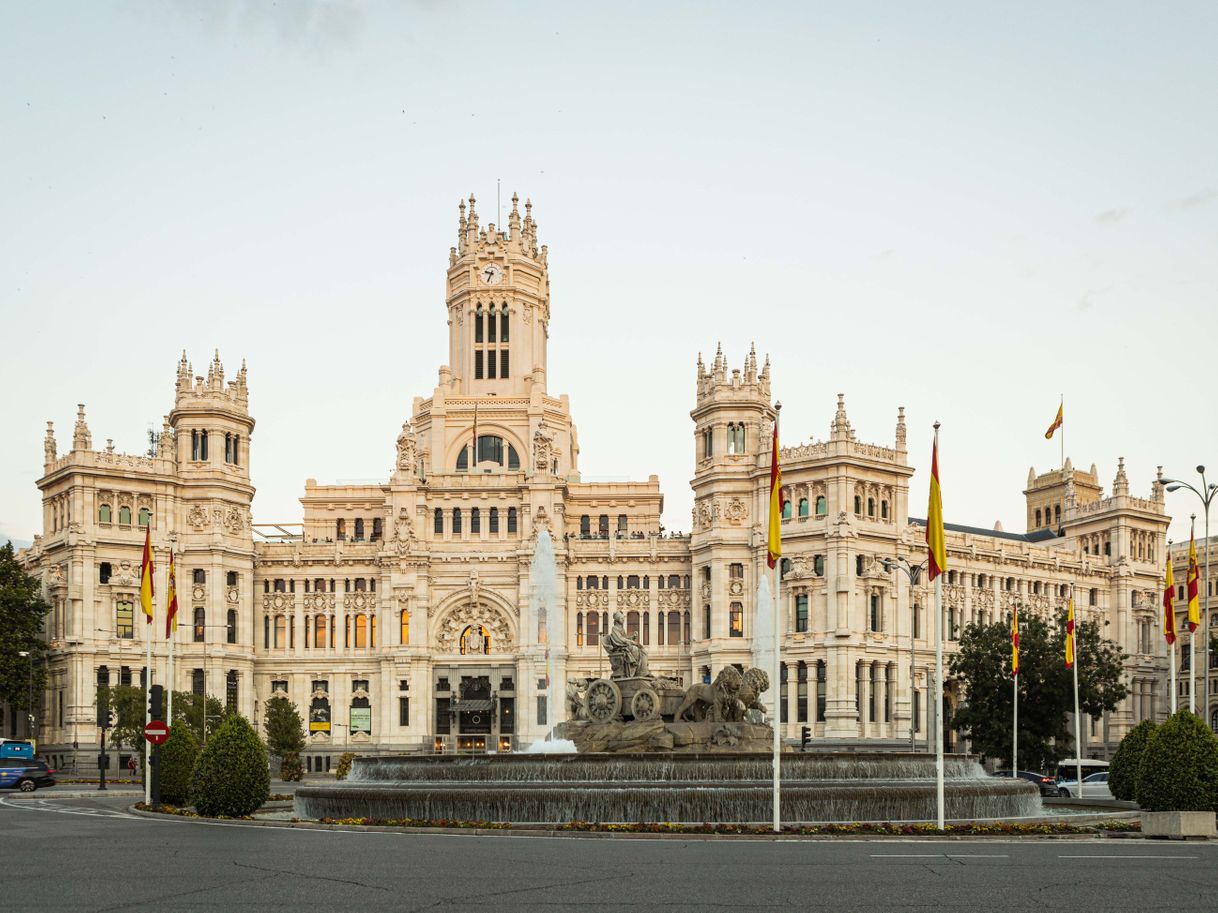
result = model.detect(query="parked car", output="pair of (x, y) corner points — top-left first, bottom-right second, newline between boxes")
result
(991, 769), (1059, 797)
(1053, 758), (1109, 783)
(0, 758), (56, 792)
(1056, 770), (1113, 800)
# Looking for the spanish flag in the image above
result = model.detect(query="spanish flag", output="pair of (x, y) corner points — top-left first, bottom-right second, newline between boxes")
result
(1187, 526), (1200, 633)
(1045, 403), (1063, 440)
(926, 433), (947, 581)
(1163, 555), (1177, 646)
(139, 525), (155, 624)
(1064, 598), (1075, 669)
(165, 550), (178, 638)
(766, 415), (782, 569)
(1011, 606), (1020, 677)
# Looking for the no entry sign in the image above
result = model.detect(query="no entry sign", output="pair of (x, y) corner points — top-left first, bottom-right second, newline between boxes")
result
(144, 720), (170, 745)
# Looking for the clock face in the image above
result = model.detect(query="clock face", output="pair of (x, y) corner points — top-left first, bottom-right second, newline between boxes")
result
(480, 263), (503, 285)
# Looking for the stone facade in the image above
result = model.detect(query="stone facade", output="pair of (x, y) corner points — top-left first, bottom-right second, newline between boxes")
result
(16, 193), (1174, 771)
(1167, 533), (1218, 729)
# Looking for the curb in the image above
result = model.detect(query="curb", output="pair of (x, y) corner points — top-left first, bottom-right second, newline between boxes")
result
(127, 805), (1164, 842)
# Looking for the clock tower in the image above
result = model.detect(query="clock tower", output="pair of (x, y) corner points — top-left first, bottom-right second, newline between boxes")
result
(446, 193), (550, 397)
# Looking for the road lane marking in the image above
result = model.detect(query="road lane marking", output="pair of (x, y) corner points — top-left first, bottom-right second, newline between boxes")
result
(1058, 855), (1198, 860)
(871, 854), (1008, 858)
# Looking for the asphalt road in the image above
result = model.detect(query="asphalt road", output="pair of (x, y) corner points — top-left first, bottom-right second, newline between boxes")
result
(1, 793), (1215, 912)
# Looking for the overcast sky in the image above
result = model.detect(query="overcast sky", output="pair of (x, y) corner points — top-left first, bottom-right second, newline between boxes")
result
(3, 1), (1216, 548)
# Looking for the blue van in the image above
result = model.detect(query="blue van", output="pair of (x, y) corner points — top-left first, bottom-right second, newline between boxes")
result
(0, 741), (35, 760)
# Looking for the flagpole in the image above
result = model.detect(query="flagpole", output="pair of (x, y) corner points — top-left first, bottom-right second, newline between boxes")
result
(1070, 588), (1082, 794)
(1011, 606), (1018, 778)
(1190, 517), (1197, 715)
(772, 402), (782, 834)
(1170, 643), (1178, 714)
(932, 425), (944, 830)
(145, 588), (152, 806)
(1059, 394), (1064, 471)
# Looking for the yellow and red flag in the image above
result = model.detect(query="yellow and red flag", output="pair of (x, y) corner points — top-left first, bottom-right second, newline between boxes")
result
(1163, 555), (1177, 646)
(1011, 606), (1020, 677)
(165, 551), (178, 638)
(1187, 526), (1200, 633)
(1065, 598), (1075, 669)
(139, 525), (155, 624)
(766, 415), (782, 569)
(926, 434), (947, 581)
(1044, 403), (1063, 440)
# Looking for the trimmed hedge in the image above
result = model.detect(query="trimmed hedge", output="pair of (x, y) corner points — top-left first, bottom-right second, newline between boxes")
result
(158, 722), (200, 807)
(1108, 719), (1157, 801)
(335, 751), (358, 781)
(1135, 710), (1218, 812)
(190, 714), (271, 817)
(279, 752), (304, 782)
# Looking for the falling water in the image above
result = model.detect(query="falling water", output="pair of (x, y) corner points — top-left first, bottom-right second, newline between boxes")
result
(296, 752), (1042, 825)
(529, 530), (565, 738)
(752, 574), (774, 680)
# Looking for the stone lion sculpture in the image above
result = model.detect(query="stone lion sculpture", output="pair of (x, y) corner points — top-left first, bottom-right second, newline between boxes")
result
(674, 666), (744, 723)
(735, 668), (770, 721)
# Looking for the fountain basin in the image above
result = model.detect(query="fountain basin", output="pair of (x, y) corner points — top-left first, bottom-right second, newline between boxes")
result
(294, 752), (1041, 825)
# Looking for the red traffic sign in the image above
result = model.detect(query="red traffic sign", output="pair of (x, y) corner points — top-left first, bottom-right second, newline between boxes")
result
(144, 720), (170, 745)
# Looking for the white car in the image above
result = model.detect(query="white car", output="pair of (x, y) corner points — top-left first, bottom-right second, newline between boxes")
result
(1056, 770), (1114, 800)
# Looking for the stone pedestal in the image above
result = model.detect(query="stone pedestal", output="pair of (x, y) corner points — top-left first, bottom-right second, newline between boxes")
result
(1141, 811), (1217, 838)
(556, 719), (776, 754)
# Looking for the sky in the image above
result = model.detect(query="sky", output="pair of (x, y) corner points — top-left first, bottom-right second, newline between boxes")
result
(2, 1), (1216, 547)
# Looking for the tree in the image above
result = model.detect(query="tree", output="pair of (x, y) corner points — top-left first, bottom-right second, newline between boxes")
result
(104, 685), (149, 750)
(158, 722), (200, 806)
(949, 614), (1127, 771)
(0, 543), (49, 723)
(1135, 710), (1218, 812)
(263, 695), (305, 780)
(170, 691), (228, 744)
(190, 714), (270, 817)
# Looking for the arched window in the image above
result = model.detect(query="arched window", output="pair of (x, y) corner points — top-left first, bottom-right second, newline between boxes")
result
(856, 555), (865, 576)
(507, 507), (518, 534)
(736, 424), (745, 453)
(729, 602), (744, 637)
(815, 495), (826, 516)
(489, 507), (499, 533)
(500, 303), (509, 341)
(1054, 504), (1061, 525)
(814, 554), (825, 576)
(371, 518), (382, 542)
(867, 498), (875, 517)
(226, 609), (237, 644)
(199, 430), (208, 461)
(798, 498), (809, 518)
(193, 607), (205, 643)
(471, 508), (481, 534)
(702, 426), (713, 460)
(657, 611), (665, 645)
(355, 614), (368, 648)
(354, 578), (366, 593)
(870, 594), (881, 632)
(881, 500), (889, 520)
(118, 506), (132, 525)
(191, 429), (199, 461)
(452, 508), (462, 534)
(599, 514), (610, 538)
(576, 612), (584, 646)
(400, 609), (410, 645)
(580, 515), (590, 536)
(683, 610), (691, 644)
(336, 518), (346, 540)
(274, 615), (285, 649)
(434, 508), (443, 534)
(781, 490), (792, 520)
(586, 612), (600, 646)
(191, 668), (205, 695)
(98, 503), (112, 523)
(726, 423), (737, 455)
(354, 518), (365, 540)
(1035, 508), (1042, 527)
(627, 610), (640, 638)
(667, 611), (681, 645)
(475, 304), (484, 343)
(780, 558), (791, 579)
(231, 434), (239, 466)
(315, 615), (327, 648)
(853, 495), (862, 514)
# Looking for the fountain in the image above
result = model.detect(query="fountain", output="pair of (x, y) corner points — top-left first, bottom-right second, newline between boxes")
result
(294, 533), (1040, 825)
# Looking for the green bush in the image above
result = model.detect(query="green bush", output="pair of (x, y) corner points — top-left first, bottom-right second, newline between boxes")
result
(1108, 719), (1157, 801)
(190, 714), (271, 817)
(158, 722), (200, 806)
(279, 752), (304, 782)
(335, 751), (358, 781)
(1135, 710), (1218, 812)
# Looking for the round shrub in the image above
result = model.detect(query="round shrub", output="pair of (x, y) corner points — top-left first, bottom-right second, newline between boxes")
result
(335, 751), (357, 781)
(158, 722), (200, 807)
(1108, 719), (1157, 801)
(1135, 710), (1218, 812)
(190, 714), (271, 817)
(279, 752), (304, 782)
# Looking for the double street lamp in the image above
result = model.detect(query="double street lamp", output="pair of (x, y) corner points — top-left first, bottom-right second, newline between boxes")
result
(1160, 466), (1216, 721)
(880, 557), (928, 751)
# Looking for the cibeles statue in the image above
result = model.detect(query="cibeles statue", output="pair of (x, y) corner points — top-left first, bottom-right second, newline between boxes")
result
(603, 610), (649, 679)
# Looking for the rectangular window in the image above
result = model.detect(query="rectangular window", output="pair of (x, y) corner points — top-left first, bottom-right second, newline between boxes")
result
(487, 349), (496, 378)
(729, 563), (743, 579)
(500, 350), (509, 378)
(435, 698), (450, 734)
(399, 696), (409, 726)
(703, 604), (710, 639)
(116, 601), (134, 639)
(780, 665), (789, 724)
(729, 602), (744, 637)
(795, 594), (809, 633)
(474, 351), (483, 379)
(913, 689), (921, 732)
(537, 695), (547, 727)
(797, 663), (809, 723)
(271, 680), (288, 694)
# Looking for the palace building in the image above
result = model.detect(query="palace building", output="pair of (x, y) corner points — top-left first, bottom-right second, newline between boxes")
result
(18, 193), (1175, 773)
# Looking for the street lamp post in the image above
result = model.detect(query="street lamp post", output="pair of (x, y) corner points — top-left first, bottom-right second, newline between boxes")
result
(18, 651), (33, 744)
(881, 557), (928, 751)
(1161, 467), (1217, 722)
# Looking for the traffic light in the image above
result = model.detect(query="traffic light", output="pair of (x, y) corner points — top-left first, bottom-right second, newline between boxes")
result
(800, 726), (811, 751)
(97, 686), (110, 729)
(149, 684), (164, 721)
